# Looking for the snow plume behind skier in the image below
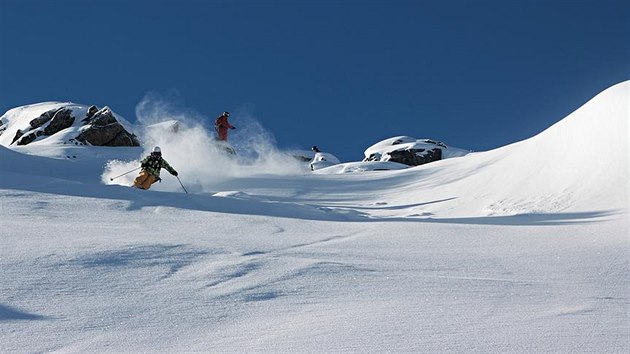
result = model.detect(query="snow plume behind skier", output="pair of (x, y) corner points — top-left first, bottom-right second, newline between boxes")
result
(103, 92), (304, 192)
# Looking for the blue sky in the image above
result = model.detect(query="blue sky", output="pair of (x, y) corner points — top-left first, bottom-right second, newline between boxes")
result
(1, 0), (628, 160)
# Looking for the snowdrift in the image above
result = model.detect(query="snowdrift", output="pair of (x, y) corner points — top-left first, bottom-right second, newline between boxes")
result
(380, 80), (629, 217)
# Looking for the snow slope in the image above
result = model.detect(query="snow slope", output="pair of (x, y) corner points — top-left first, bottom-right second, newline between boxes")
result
(0, 82), (628, 353)
(216, 81), (628, 220)
(383, 79), (629, 217)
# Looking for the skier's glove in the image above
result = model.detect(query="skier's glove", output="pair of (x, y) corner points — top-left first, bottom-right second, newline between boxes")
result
(172, 171), (178, 176)
(231, 127), (236, 130)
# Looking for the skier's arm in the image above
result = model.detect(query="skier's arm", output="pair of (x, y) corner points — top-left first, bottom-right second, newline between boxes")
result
(161, 159), (178, 176)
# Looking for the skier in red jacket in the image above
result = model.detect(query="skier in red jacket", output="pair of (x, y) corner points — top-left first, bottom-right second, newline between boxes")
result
(214, 111), (235, 141)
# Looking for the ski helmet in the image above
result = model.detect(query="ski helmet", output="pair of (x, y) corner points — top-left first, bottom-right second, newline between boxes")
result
(152, 146), (161, 153)
(222, 111), (230, 117)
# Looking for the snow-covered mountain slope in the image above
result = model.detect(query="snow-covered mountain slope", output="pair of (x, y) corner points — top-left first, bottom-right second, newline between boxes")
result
(0, 82), (628, 353)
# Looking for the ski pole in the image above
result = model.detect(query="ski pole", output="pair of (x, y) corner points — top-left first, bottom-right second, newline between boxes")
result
(109, 167), (141, 181)
(176, 176), (188, 194)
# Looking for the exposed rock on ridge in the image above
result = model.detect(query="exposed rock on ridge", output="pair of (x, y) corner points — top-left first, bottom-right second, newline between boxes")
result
(74, 107), (140, 146)
(1, 104), (140, 147)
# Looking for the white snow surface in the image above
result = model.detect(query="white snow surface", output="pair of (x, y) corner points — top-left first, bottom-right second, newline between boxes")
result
(0, 81), (628, 353)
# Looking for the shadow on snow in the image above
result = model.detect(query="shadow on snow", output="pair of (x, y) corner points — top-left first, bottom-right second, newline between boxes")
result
(1, 177), (617, 226)
(384, 210), (617, 226)
(0, 304), (46, 321)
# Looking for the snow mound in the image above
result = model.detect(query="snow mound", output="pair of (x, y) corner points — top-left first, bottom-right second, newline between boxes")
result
(309, 151), (341, 171)
(386, 80), (629, 217)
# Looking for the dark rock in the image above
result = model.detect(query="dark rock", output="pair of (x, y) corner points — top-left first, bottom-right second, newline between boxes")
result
(388, 148), (442, 166)
(87, 107), (117, 126)
(11, 129), (24, 145)
(75, 123), (123, 146)
(16, 131), (39, 145)
(44, 108), (75, 136)
(83, 105), (99, 122)
(106, 130), (141, 146)
(75, 107), (139, 146)
(29, 109), (57, 129)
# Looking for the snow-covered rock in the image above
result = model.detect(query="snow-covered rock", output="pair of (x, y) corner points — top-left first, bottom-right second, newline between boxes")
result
(10, 107), (75, 145)
(0, 102), (140, 147)
(363, 136), (470, 166)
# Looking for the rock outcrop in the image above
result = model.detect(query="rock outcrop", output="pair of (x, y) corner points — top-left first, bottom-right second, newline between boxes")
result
(6, 104), (140, 147)
(387, 147), (443, 166)
(363, 136), (470, 167)
(12, 107), (74, 145)
(44, 108), (75, 136)
(74, 107), (140, 146)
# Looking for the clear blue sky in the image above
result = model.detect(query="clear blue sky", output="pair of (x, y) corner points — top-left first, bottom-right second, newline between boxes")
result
(1, 0), (628, 160)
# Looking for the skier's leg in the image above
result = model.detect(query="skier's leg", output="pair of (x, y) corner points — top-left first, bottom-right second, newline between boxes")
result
(133, 171), (149, 189)
(218, 128), (227, 141)
(141, 174), (157, 190)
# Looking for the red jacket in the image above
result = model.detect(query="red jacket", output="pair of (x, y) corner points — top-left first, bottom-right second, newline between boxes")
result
(214, 115), (234, 141)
